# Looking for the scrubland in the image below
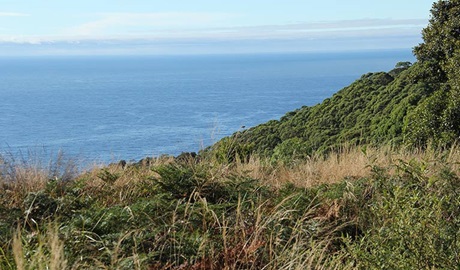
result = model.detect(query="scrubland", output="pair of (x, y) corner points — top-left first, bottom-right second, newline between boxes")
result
(1, 145), (459, 269)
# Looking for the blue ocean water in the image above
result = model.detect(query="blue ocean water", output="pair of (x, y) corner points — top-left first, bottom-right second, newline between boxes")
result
(0, 50), (414, 164)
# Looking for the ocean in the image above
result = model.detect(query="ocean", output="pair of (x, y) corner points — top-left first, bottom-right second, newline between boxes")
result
(0, 50), (415, 164)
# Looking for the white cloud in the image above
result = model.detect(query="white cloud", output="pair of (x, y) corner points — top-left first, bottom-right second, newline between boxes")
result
(66, 12), (240, 36)
(205, 18), (427, 38)
(0, 17), (426, 55)
(60, 17), (427, 40)
(0, 16), (426, 43)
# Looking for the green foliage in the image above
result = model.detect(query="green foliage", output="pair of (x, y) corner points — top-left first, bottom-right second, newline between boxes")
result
(221, 67), (424, 159)
(151, 162), (260, 203)
(23, 192), (58, 226)
(271, 137), (311, 164)
(204, 1), (460, 161)
(345, 160), (460, 269)
(413, 0), (460, 80)
(97, 168), (120, 184)
(407, 0), (460, 147)
(404, 89), (449, 147)
(210, 136), (255, 164)
(395, 61), (412, 69)
(2, 149), (460, 268)
(4, 2), (460, 268)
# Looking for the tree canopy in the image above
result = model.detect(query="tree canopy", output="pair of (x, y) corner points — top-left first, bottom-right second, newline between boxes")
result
(210, 0), (460, 162)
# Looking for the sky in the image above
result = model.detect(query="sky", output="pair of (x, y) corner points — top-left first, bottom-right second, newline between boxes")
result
(0, 0), (435, 55)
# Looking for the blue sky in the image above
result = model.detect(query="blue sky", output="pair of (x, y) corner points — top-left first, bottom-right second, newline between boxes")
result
(0, 0), (434, 55)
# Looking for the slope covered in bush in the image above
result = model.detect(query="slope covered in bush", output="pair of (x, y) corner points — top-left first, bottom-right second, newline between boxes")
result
(211, 0), (460, 163)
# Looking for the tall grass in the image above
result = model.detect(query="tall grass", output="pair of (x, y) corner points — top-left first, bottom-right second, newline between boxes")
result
(233, 144), (460, 188)
(0, 149), (79, 208)
(13, 223), (67, 270)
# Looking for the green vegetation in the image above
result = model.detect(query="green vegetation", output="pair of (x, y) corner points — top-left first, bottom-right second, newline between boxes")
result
(1, 146), (460, 269)
(2, 0), (460, 268)
(211, 0), (460, 163)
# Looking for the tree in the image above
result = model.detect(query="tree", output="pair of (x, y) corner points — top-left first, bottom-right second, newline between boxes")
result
(404, 0), (460, 147)
(395, 61), (412, 69)
(413, 0), (460, 81)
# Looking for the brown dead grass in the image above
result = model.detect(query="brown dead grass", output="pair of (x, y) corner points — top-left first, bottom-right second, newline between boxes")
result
(0, 164), (51, 208)
(3, 145), (460, 269)
(234, 145), (460, 188)
(2, 145), (459, 208)
(0, 150), (79, 208)
(13, 223), (67, 270)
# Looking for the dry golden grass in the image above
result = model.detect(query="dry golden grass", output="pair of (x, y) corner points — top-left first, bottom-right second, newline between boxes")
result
(81, 146), (382, 193)
(66, 147), (460, 189)
(13, 223), (67, 270)
(231, 147), (372, 188)
(0, 163), (50, 208)
(0, 150), (79, 208)
(3, 145), (460, 269)
(81, 155), (175, 187)
(2, 144), (459, 207)
(234, 145), (460, 188)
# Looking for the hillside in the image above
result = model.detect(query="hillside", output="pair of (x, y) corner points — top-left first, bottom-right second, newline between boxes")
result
(211, 0), (460, 163)
(211, 64), (425, 163)
(2, 1), (460, 269)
